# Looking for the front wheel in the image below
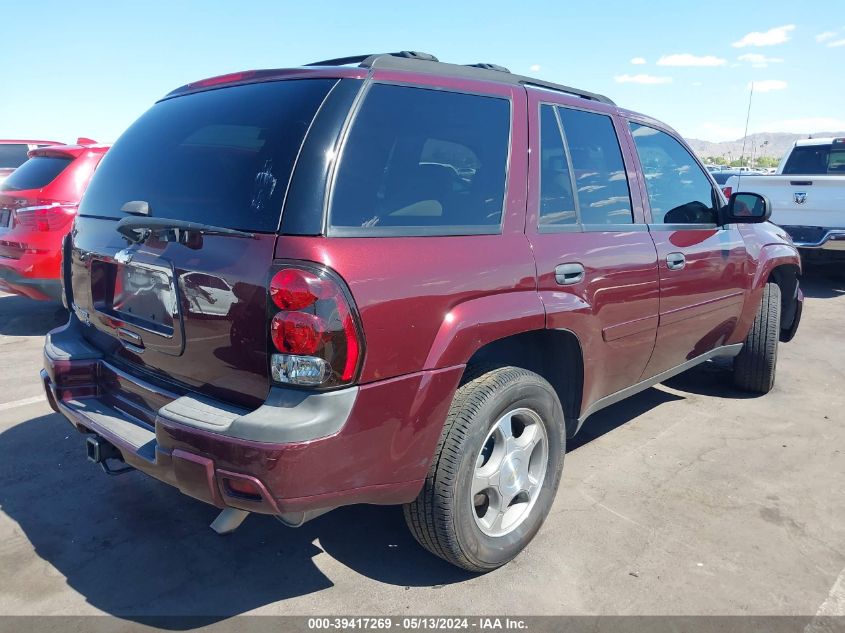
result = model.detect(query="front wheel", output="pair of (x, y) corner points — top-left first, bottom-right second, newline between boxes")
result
(403, 366), (565, 572)
(733, 282), (781, 394)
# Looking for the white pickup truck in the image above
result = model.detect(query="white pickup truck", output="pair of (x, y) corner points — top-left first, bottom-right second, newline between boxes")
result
(725, 137), (845, 260)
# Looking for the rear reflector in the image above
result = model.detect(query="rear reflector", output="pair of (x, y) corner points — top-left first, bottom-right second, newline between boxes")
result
(224, 477), (261, 499)
(722, 186), (732, 199)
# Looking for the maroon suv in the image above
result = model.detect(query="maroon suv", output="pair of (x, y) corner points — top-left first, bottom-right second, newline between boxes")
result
(43, 52), (803, 572)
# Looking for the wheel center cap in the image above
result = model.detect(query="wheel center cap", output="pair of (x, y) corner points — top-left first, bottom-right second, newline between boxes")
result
(500, 457), (523, 496)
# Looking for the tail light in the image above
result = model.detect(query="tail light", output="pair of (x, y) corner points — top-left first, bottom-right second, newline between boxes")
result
(14, 204), (77, 232)
(722, 186), (732, 199)
(267, 264), (363, 388)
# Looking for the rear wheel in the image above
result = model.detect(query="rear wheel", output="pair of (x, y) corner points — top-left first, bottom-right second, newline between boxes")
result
(733, 282), (781, 394)
(403, 366), (565, 572)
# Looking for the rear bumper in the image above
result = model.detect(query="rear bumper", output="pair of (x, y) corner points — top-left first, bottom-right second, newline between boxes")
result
(782, 226), (845, 250)
(43, 317), (463, 516)
(0, 262), (62, 300)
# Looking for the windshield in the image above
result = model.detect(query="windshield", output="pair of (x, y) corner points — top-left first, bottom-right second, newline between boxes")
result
(78, 79), (336, 232)
(0, 144), (31, 169)
(783, 145), (845, 175)
(0, 156), (72, 191)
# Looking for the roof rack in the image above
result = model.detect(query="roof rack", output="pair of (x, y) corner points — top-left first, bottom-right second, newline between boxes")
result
(305, 51), (615, 105)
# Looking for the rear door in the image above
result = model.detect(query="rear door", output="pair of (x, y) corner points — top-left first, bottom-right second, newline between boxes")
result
(624, 121), (748, 379)
(525, 89), (660, 409)
(69, 78), (340, 409)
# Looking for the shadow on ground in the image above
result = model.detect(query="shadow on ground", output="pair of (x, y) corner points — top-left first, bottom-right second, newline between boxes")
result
(0, 294), (66, 336)
(800, 265), (845, 299)
(0, 413), (473, 626)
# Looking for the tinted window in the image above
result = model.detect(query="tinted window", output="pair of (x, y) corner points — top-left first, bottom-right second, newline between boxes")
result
(1, 156), (72, 191)
(329, 84), (510, 235)
(79, 79), (336, 232)
(558, 108), (632, 225)
(629, 123), (717, 224)
(0, 144), (31, 169)
(783, 145), (845, 174)
(539, 105), (576, 226)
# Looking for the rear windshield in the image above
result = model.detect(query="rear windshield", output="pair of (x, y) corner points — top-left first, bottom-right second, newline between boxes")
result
(783, 145), (845, 175)
(0, 144), (31, 169)
(79, 79), (336, 232)
(0, 156), (72, 191)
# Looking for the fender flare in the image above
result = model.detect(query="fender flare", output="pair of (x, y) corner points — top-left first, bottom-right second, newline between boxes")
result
(423, 291), (547, 369)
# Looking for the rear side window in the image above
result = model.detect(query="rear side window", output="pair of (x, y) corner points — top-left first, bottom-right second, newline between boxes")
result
(0, 144), (31, 169)
(329, 84), (510, 236)
(557, 108), (633, 225)
(539, 105), (577, 226)
(783, 145), (845, 174)
(79, 79), (336, 232)
(1, 156), (72, 191)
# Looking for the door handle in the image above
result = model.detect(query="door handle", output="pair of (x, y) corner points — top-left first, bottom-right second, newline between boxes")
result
(555, 263), (585, 285)
(666, 252), (686, 270)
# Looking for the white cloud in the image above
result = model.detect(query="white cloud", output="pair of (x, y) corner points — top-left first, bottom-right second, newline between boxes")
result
(529, 64), (541, 72)
(732, 24), (795, 48)
(614, 73), (672, 85)
(657, 53), (726, 67)
(816, 31), (837, 42)
(630, 57), (646, 65)
(748, 79), (787, 92)
(737, 53), (784, 68)
(829, 39), (845, 48)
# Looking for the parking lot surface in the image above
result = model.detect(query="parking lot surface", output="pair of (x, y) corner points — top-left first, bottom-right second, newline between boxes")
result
(0, 268), (843, 621)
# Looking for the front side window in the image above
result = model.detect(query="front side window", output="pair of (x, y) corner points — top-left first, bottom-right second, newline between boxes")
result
(329, 84), (510, 235)
(629, 123), (718, 225)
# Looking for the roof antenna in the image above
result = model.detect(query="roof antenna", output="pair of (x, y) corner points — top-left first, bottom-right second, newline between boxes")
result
(737, 82), (754, 191)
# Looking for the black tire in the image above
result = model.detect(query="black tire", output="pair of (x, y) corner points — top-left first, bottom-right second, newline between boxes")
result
(403, 365), (565, 572)
(733, 282), (781, 393)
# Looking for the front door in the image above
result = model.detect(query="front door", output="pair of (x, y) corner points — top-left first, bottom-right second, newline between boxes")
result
(625, 122), (748, 379)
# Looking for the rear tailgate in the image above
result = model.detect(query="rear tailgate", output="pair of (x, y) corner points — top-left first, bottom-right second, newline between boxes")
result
(70, 217), (276, 408)
(727, 175), (845, 228)
(68, 78), (339, 410)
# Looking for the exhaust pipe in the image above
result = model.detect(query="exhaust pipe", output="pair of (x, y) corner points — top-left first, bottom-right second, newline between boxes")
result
(210, 508), (250, 534)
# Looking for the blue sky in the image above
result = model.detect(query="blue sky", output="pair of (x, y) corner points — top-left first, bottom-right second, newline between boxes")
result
(1, 0), (842, 143)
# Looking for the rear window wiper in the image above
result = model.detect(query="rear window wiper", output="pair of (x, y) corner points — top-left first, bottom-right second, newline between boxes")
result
(116, 216), (255, 244)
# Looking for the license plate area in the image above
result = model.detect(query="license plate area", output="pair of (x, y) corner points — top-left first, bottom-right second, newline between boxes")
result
(92, 260), (176, 335)
(88, 257), (184, 357)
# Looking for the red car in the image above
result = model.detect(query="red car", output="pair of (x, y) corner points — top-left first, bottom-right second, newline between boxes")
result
(0, 141), (108, 300)
(43, 52), (802, 571)
(0, 139), (64, 185)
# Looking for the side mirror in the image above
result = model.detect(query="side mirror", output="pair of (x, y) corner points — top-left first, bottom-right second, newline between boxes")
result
(723, 192), (771, 224)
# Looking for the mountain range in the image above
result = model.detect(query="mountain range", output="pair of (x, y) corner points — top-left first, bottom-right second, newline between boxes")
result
(685, 132), (845, 161)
